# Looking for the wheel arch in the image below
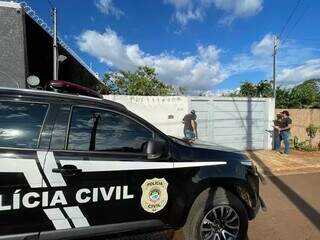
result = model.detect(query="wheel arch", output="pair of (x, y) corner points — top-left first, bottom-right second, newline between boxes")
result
(175, 177), (256, 228)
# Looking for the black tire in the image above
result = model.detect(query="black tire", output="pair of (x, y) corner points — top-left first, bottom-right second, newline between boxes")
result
(183, 187), (248, 240)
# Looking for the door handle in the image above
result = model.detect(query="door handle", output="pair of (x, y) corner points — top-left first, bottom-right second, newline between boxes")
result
(52, 164), (82, 176)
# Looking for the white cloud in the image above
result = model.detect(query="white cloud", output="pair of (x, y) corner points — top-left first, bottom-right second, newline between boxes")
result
(213, 0), (263, 25)
(175, 8), (204, 25)
(228, 33), (320, 79)
(164, 0), (204, 25)
(251, 33), (274, 56)
(78, 30), (320, 90)
(164, 0), (192, 9)
(164, 0), (263, 25)
(95, 0), (124, 19)
(277, 59), (320, 86)
(226, 33), (275, 75)
(77, 28), (228, 90)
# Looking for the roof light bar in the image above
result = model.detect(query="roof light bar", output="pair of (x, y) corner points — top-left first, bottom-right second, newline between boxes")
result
(49, 80), (103, 99)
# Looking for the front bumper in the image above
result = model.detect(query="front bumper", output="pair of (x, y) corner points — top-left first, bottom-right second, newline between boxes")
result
(245, 166), (267, 219)
(253, 167), (267, 216)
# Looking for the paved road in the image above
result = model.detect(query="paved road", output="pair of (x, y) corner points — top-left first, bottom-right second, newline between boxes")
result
(104, 172), (320, 240)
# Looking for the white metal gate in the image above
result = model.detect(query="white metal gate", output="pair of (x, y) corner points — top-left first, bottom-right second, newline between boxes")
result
(191, 98), (271, 150)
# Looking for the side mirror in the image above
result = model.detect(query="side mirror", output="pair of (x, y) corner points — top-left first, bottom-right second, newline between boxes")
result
(146, 140), (166, 160)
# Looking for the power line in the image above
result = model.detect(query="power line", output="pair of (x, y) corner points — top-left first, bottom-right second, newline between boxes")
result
(281, 2), (310, 47)
(46, 0), (54, 9)
(279, 0), (303, 38)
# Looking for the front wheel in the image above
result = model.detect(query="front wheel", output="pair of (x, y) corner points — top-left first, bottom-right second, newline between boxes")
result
(183, 187), (248, 240)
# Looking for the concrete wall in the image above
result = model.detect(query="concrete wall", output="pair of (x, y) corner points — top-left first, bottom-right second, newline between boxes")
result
(276, 109), (320, 146)
(0, 2), (26, 88)
(104, 95), (189, 138)
(104, 95), (275, 150)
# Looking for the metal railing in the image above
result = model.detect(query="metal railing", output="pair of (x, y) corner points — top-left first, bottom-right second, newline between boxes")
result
(18, 1), (100, 80)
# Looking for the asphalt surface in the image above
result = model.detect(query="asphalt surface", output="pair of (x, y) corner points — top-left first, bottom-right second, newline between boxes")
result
(103, 172), (320, 240)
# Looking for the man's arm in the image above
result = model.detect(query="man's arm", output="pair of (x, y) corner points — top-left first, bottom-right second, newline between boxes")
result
(182, 116), (186, 124)
(280, 124), (292, 131)
(191, 120), (198, 138)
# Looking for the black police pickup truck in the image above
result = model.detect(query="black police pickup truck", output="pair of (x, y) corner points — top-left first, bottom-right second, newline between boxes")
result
(0, 86), (263, 240)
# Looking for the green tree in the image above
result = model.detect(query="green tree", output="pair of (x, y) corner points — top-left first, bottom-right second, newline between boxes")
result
(104, 66), (174, 96)
(238, 80), (273, 97)
(229, 79), (320, 109)
(239, 81), (256, 97)
(256, 80), (273, 97)
(275, 87), (291, 108)
(96, 82), (110, 94)
(289, 80), (319, 108)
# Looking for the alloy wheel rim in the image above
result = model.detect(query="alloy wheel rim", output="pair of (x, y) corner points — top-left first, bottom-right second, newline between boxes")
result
(200, 205), (240, 240)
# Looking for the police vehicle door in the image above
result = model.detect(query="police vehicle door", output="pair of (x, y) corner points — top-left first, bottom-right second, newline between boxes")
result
(49, 105), (173, 231)
(0, 100), (49, 237)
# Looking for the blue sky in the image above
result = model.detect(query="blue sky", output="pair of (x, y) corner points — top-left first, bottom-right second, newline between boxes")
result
(24, 0), (320, 94)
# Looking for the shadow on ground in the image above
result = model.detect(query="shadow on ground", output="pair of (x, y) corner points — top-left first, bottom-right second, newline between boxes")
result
(247, 150), (320, 231)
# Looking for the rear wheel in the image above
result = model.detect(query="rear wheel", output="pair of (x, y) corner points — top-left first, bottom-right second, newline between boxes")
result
(183, 187), (248, 240)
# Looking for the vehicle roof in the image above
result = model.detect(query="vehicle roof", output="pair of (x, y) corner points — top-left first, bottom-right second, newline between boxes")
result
(0, 87), (126, 110)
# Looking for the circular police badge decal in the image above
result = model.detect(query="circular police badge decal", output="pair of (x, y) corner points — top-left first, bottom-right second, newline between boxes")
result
(141, 178), (168, 213)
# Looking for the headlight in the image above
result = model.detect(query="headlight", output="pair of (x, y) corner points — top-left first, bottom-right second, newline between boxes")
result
(240, 160), (253, 167)
(241, 160), (257, 175)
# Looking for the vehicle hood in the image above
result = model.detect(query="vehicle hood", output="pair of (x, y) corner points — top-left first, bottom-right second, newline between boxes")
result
(171, 138), (250, 163)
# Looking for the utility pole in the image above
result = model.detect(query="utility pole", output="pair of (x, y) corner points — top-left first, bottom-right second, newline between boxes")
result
(52, 7), (58, 80)
(272, 35), (278, 99)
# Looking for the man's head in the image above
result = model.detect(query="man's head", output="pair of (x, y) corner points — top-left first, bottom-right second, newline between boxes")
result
(190, 109), (197, 120)
(281, 110), (290, 117)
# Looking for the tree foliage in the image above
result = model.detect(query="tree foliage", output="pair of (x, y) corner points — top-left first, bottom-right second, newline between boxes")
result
(102, 66), (174, 96)
(289, 80), (319, 108)
(256, 80), (273, 97)
(230, 79), (320, 109)
(96, 82), (109, 95)
(239, 81), (256, 97)
(275, 87), (291, 108)
(238, 80), (273, 98)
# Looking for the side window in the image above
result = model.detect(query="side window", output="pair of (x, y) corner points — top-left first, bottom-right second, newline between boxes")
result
(0, 101), (48, 149)
(67, 107), (153, 153)
(50, 106), (71, 150)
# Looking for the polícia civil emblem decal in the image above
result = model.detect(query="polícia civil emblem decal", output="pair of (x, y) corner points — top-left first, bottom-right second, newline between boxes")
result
(141, 178), (168, 213)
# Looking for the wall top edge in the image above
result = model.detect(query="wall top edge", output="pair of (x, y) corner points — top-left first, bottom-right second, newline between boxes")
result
(0, 1), (21, 9)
